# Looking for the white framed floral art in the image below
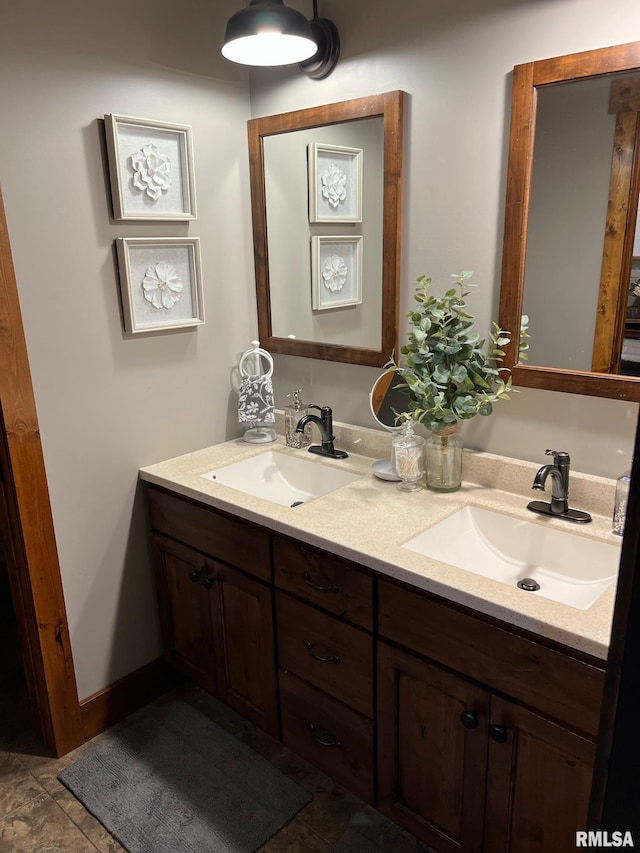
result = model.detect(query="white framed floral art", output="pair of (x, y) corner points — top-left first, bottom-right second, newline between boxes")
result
(311, 235), (363, 311)
(115, 237), (205, 333)
(308, 143), (363, 223)
(104, 115), (197, 220)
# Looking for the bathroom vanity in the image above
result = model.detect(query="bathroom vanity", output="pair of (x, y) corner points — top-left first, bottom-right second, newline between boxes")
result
(140, 428), (617, 853)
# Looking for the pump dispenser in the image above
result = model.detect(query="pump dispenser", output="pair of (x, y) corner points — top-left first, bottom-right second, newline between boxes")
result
(284, 389), (311, 449)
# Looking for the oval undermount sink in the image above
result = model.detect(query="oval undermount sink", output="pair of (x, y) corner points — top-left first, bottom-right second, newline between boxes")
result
(402, 504), (621, 610)
(200, 449), (361, 507)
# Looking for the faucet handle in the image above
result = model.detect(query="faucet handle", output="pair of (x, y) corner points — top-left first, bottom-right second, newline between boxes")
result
(545, 449), (570, 464)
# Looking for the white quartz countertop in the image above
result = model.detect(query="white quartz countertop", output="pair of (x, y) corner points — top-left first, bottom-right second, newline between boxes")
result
(139, 428), (621, 661)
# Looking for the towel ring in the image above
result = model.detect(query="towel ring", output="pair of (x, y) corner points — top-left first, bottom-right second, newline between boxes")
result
(239, 340), (274, 378)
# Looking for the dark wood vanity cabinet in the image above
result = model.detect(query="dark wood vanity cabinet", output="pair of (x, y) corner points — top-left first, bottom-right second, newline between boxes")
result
(145, 484), (605, 852)
(147, 488), (278, 737)
(377, 579), (602, 852)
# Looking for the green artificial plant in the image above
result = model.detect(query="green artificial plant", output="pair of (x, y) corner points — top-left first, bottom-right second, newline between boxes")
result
(391, 271), (529, 432)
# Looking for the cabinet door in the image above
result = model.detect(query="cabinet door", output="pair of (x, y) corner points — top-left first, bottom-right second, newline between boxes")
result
(378, 642), (489, 853)
(484, 696), (595, 853)
(211, 561), (278, 737)
(150, 533), (216, 694)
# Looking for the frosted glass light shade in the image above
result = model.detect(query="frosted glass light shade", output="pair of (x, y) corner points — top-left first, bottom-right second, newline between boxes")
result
(221, 0), (318, 67)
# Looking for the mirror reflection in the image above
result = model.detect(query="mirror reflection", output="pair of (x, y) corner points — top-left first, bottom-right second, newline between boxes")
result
(523, 72), (640, 375)
(248, 90), (404, 368)
(523, 76), (616, 371)
(369, 371), (411, 431)
(265, 117), (383, 349)
(498, 41), (640, 402)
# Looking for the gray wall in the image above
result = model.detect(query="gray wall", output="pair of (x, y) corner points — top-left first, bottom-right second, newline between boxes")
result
(253, 0), (640, 480)
(0, 0), (257, 699)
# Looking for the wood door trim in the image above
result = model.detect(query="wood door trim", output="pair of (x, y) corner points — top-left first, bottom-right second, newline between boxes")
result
(0, 185), (83, 756)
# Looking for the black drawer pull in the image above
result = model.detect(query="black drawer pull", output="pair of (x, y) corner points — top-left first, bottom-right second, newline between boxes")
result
(308, 722), (342, 748)
(202, 576), (214, 590)
(302, 572), (339, 593)
(189, 570), (202, 583)
(304, 640), (341, 664)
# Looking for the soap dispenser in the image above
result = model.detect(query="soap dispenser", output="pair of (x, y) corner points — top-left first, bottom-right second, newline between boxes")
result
(284, 389), (311, 449)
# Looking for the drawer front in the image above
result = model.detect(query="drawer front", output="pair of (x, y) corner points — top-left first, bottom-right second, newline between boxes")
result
(378, 579), (605, 736)
(276, 592), (374, 717)
(279, 669), (374, 804)
(274, 537), (373, 630)
(147, 487), (271, 582)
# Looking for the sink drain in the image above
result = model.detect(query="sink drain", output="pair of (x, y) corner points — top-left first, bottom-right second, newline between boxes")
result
(517, 578), (540, 592)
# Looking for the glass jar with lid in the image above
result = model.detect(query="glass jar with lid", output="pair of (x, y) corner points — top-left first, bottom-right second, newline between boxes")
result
(392, 420), (425, 492)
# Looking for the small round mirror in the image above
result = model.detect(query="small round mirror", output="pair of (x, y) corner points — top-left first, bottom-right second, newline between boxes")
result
(369, 372), (412, 482)
(369, 371), (411, 431)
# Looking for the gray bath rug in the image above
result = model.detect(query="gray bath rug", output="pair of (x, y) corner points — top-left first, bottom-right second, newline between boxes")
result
(58, 699), (312, 853)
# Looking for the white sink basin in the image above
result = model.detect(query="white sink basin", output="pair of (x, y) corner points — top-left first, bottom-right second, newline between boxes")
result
(200, 450), (361, 507)
(403, 505), (620, 610)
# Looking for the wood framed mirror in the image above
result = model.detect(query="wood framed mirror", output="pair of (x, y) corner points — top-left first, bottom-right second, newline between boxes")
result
(248, 90), (404, 367)
(498, 41), (640, 401)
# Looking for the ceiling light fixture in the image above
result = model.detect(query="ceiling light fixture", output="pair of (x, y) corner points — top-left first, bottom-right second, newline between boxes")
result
(221, 0), (340, 79)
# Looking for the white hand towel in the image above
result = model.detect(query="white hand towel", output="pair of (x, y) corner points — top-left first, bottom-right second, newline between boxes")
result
(238, 375), (276, 427)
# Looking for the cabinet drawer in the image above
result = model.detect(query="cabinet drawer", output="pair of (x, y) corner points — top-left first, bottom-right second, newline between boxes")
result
(276, 592), (374, 717)
(147, 487), (270, 582)
(378, 579), (605, 736)
(279, 669), (374, 804)
(274, 537), (373, 630)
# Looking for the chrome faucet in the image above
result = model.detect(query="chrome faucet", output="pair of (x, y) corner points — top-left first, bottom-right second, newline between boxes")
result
(296, 405), (348, 459)
(527, 449), (591, 524)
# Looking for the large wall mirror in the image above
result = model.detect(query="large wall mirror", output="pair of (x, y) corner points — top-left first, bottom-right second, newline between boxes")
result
(247, 91), (404, 367)
(499, 42), (640, 401)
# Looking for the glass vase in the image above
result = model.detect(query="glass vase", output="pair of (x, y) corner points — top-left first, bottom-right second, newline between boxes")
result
(425, 424), (462, 492)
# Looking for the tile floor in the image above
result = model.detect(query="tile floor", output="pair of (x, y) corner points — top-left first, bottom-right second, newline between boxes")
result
(0, 676), (433, 852)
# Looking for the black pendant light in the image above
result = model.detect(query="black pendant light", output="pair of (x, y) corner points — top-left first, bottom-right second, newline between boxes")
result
(221, 0), (340, 78)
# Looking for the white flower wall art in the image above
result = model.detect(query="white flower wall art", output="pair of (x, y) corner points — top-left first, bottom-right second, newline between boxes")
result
(131, 143), (172, 202)
(308, 143), (363, 223)
(320, 163), (347, 210)
(311, 236), (363, 311)
(142, 261), (183, 309)
(104, 115), (197, 220)
(322, 253), (348, 292)
(115, 238), (204, 333)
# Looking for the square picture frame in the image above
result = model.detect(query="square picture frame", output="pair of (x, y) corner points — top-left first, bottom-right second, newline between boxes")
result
(308, 143), (363, 223)
(311, 235), (363, 311)
(104, 114), (197, 220)
(115, 237), (205, 334)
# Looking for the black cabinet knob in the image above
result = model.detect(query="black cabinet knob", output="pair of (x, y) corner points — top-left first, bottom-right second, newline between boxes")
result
(489, 724), (508, 743)
(189, 570), (201, 583)
(460, 710), (478, 730)
(202, 576), (214, 590)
